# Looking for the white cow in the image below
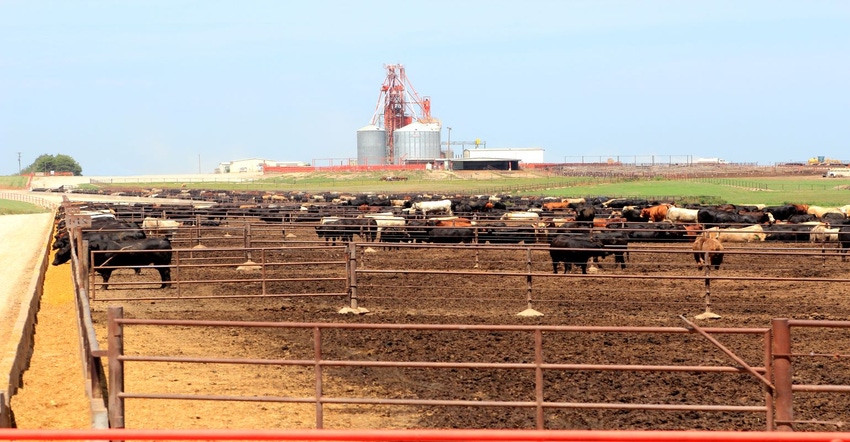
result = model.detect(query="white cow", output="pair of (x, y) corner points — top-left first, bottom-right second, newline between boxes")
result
(411, 199), (453, 216)
(808, 205), (845, 218)
(142, 217), (181, 238)
(665, 207), (700, 223)
(704, 225), (766, 242)
(361, 213), (406, 241)
(810, 223), (840, 243)
(500, 212), (541, 221)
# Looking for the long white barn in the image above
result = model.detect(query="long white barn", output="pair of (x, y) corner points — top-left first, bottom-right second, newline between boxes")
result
(462, 147), (544, 164)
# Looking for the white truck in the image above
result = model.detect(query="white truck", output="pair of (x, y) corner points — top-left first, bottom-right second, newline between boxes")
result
(824, 168), (850, 178)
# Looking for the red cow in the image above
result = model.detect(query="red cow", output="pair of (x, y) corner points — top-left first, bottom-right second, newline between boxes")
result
(640, 204), (672, 222)
(434, 218), (474, 227)
(543, 201), (569, 211)
(683, 223), (704, 238)
(692, 236), (724, 270)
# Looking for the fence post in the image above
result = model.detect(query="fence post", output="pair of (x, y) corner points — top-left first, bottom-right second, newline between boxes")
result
(534, 329), (544, 429)
(244, 223), (253, 262)
(313, 326), (324, 429)
(518, 247), (543, 317)
(261, 248), (267, 296)
(772, 318), (793, 431)
(339, 244), (366, 314)
(107, 306), (125, 429)
(81, 240), (91, 299)
(695, 251), (720, 319)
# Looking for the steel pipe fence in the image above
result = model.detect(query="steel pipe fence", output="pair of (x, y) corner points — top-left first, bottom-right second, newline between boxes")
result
(0, 191), (58, 209)
(105, 307), (774, 430)
(2, 428), (850, 441)
(62, 199), (110, 428)
(348, 242), (850, 317)
(74, 237), (850, 316)
(772, 319), (850, 431)
(86, 245), (349, 302)
(53, 201), (850, 431)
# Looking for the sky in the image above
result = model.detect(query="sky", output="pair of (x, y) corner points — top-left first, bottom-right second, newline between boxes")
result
(2, 1), (850, 176)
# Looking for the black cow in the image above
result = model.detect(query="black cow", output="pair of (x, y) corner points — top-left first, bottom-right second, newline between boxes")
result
(614, 222), (687, 242)
(53, 238), (172, 289)
(53, 220), (145, 250)
(763, 223), (817, 242)
(822, 212), (848, 225)
(620, 206), (648, 222)
(697, 209), (741, 227)
(315, 219), (361, 245)
(592, 230), (629, 269)
(479, 226), (538, 244)
(574, 205), (596, 223)
(378, 227), (411, 250)
(787, 214), (817, 224)
(764, 204), (807, 222)
(549, 235), (610, 274)
(839, 226), (850, 262)
(427, 227), (474, 244)
(404, 220), (432, 243)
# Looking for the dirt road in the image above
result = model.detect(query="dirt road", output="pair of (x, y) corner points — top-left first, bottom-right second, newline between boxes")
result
(0, 213), (88, 428)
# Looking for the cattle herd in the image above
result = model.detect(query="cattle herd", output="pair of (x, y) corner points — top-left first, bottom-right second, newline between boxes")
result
(51, 191), (850, 284)
(45, 190), (850, 431)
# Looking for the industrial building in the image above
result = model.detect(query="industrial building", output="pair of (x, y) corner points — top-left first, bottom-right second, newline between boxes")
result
(463, 147), (544, 164)
(217, 158), (308, 174)
(355, 64), (545, 170)
(356, 64), (442, 166)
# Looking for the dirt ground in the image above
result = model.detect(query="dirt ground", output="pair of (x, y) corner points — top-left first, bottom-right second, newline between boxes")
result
(8, 169), (849, 431)
(43, 223), (850, 431)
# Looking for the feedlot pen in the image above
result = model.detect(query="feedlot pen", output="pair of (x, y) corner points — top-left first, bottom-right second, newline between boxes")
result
(70, 220), (850, 431)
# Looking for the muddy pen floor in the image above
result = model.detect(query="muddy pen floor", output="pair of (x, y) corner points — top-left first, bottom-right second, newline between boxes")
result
(85, 224), (850, 431)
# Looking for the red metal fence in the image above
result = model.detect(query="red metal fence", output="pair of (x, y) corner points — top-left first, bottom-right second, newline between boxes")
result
(104, 307), (774, 430)
(55, 216), (850, 432)
(2, 428), (850, 441)
(98, 309), (850, 432)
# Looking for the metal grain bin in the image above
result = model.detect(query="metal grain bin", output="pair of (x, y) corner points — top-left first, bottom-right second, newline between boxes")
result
(393, 122), (441, 163)
(356, 125), (388, 166)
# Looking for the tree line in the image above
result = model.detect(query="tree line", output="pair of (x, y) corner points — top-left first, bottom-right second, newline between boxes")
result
(21, 154), (82, 176)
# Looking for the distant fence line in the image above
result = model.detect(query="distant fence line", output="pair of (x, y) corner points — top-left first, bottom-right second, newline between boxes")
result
(686, 177), (849, 192)
(89, 177), (262, 185)
(0, 192), (58, 209)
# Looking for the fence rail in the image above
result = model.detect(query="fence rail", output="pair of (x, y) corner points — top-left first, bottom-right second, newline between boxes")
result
(105, 307), (773, 430)
(55, 200), (850, 432)
(0, 191), (58, 209)
(3, 428), (850, 441)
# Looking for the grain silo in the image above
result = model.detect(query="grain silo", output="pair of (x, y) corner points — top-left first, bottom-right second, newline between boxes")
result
(393, 121), (442, 163)
(356, 124), (388, 166)
(363, 64), (440, 165)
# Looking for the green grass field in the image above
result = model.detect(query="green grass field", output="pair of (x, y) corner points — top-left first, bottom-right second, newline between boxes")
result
(0, 176), (28, 188)
(0, 199), (49, 215)
(3, 171), (850, 207)
(538, 176), (850, 206)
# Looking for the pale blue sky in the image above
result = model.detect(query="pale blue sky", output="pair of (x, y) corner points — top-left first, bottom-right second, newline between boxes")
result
(2, 1), (849, 175)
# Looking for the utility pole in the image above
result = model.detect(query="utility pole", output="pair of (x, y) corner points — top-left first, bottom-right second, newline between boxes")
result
(16, 152), (21, 175)
(447, 127), (452, 158)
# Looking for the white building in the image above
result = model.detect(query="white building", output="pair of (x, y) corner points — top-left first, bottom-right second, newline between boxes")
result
(462, 147), (545, 164)
(217, 158), (308, 173)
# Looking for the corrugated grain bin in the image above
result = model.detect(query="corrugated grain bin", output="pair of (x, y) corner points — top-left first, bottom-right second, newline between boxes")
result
(357, 124), (388, 166)
(393, 122), (441, 163)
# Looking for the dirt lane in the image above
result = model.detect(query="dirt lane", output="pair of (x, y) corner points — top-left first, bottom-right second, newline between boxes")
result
(0, 213), (90, 428)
